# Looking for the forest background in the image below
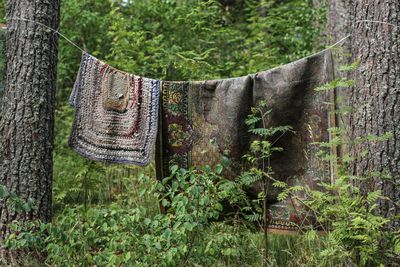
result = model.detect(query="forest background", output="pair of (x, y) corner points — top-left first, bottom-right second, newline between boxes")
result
(0, 0), (398, 266)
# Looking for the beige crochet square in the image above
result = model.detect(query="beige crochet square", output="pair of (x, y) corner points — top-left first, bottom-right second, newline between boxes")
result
(102, 69), (130, 113)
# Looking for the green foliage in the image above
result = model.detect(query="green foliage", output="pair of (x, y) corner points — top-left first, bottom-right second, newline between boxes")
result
(57, 0), (114, 104)
(0, 1), (4, 24)
(5, 166), (264, 266)
(56, 0), (325, 92)
(338, 59), (360, 72)
(52, 0), (324, 214)
(314, 77), (355, 92)
(245, 0), (326, 66)
(5, 165), (320, 267)
(277, 74), (400, 266)
(0, 184), (36, 215)
(48, 1), (327, 264)
(291, 172), (399, 266)
(12, 0), (400, 266)
(242, 100), (292, 184)
(236, 100), (294, 265)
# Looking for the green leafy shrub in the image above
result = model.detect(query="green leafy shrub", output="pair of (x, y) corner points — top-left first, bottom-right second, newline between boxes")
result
(5, 166), (263, 266)
(274, 68), (400, 266)
(9, 1), (398, 266)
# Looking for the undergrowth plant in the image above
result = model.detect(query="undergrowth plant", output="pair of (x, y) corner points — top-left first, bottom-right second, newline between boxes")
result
(3, 165), (263, 267)
(243, 101), (292, 267)
(272, 61), (400, 266)
(217, 100), (294, 266)
(276, 134), (400, 266)
(3, 1), (399, 266)
(4, 95), (399, 267)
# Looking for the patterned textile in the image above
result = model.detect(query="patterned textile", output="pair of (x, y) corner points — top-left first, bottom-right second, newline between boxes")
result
(69, 52), (160, 166)
(160, 76), (253, 179)
(253, 50), (334, 231)
(160, 81), (192, 174)
(158, 50), (335, 232)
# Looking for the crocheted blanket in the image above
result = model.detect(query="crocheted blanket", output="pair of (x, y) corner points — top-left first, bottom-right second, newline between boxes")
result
(69, 52), (160, 166)
(158, 50), (335, 232)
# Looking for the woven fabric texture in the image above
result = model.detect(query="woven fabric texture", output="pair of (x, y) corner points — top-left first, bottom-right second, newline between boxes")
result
(160, 77), (253, 179)
(253, 50), (335, 231)
(159, 50), (335, 232)
(69, 52), (160, 166)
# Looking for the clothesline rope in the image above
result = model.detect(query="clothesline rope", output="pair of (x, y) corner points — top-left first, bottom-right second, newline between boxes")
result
(304, 34), (350, 60)
(8, 17), (85, 53)
(6, 17), (399, 66)
(355, 19), (399, 29)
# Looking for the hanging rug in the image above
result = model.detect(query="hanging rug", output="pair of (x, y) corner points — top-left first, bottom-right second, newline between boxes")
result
(69, 52), (160, 166)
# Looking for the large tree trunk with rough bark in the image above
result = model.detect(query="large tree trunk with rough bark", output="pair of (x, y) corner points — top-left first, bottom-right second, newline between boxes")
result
(327, 0), (352, 160)
(349, 0), (399, 228)
(0, 0), (60, 252)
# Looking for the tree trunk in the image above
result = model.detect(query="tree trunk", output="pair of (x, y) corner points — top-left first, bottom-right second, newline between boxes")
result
(327, 0), (352, 161)
(349, 0), (399, 228)
(0, 0), (60, 244)
(328, 0), (351, 49)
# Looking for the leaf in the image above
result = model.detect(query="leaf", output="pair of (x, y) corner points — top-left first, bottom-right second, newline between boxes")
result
(161, 198), (170, 207)
(394, 239), (400, 255)
(0, 186), (5, 198)
(366, 190), (381, 204)
(144, 218), (151, 226)
(338, 60), (360, 72)
(277, 191), (288, 201)
(170, 165), (179, 175)
(245, 116), (261, 126)
(215, 164), (223, 175)
(272, 181), (287, 188)
(249, 125), (293, 137)
(314, 78), (355, 91)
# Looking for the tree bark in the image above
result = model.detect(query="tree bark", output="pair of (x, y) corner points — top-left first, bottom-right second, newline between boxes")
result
(328, 0), (352, 49)
(0, 0), (60, 243)
(0, 28), (5, 113)
(327, 0), (352, 161)
(349, 0), (400, 228)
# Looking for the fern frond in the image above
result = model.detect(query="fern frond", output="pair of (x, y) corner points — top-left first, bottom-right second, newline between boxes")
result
(272, 181), (287, 188)
(245, 116), (261, 126)
(338, 60), (360, 72)
(366, 190), (381, 204)
(250, 126), (293, 137)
